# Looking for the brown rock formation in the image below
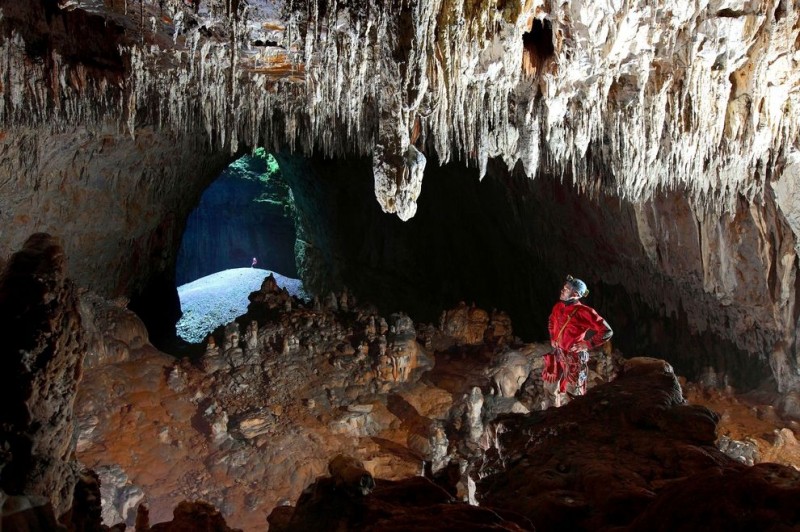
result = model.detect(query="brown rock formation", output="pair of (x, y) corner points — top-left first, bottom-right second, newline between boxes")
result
(1, 494), (66, 532)
(1, 234), (797, 530)
(147, 501), (241, 532)
(272, 357), (800, 531)
(629, 463), (800, 531)
(0, 233), (85, 516)
(478, 358), (800, 530)
(271, 465), (530, 532)
(74, 278), (619, 529)
(439, 303), (492, 346)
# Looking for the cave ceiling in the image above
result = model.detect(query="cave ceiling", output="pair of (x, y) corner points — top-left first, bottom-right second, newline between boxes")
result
(3, 0), (798, 220)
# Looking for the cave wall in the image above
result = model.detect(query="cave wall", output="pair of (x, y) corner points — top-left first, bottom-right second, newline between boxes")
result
(278, 154), (795, 391)
(512, 172), (798, 391)
(0, 125), (232, 343)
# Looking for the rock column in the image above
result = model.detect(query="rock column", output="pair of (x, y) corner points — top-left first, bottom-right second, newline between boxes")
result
(0, 233), (86, 517)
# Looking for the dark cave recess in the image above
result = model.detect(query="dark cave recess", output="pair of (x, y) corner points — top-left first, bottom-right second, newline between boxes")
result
(269, 153), (770, 389)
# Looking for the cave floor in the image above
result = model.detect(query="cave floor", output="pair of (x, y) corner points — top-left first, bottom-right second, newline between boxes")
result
(684, 383), (800, 468)
(75, 288), (800, 530)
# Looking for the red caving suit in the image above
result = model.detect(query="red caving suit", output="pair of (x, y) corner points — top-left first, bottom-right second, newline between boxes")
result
(544, 300), (612, 394)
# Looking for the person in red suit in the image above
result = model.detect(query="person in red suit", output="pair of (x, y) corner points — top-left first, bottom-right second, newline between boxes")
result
(543, 275), (613, 404)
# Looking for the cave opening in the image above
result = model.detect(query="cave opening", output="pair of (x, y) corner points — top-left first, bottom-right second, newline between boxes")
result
(174, 149), (302, 344)
(176, 149), (297, 284)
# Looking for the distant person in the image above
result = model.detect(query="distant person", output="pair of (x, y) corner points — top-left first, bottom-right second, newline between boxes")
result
(543, 275), (612, 403)
(251, 257), (257, 268)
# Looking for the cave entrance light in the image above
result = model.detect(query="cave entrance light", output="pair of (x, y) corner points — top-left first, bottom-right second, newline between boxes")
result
(174, 149), (304, 344)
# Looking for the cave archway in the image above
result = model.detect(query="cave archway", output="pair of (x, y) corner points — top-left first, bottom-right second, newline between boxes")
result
(172, 150), (301, 344)
(176, 150), (298, 285)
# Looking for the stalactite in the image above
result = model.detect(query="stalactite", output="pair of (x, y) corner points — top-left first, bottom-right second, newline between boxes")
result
(1, 0), (798, 219)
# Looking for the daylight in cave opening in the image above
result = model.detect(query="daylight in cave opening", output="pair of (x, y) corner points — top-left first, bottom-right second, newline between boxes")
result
(175, 149), (305, 344)
(176, 150), (298, 284)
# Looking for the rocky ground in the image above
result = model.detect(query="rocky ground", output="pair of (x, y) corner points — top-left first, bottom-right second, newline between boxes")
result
(73, 274), (800, 530)
(684, 383), (800, 468)
(74, 275), (593, 529)
(277, 358), (800, 531)
(176, 268), (307, 343)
